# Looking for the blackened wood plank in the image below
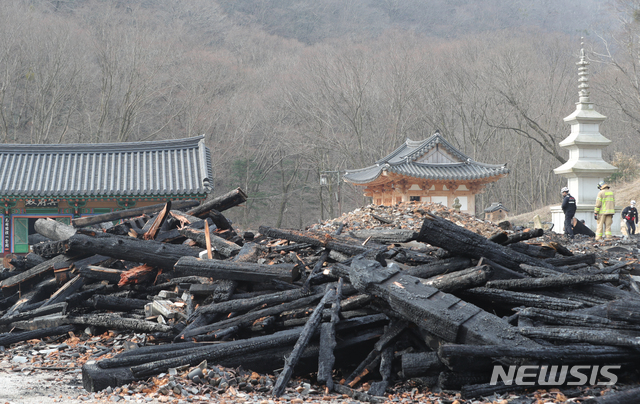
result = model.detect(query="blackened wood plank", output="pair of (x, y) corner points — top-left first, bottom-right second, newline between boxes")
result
(174, 256), (299, 283)
(67, 233), (202, 270)
(416, 213), (554, 270)
(186, 188), (247, 217)
(72, 200), (199, 228)
(348, 258), (536, 346)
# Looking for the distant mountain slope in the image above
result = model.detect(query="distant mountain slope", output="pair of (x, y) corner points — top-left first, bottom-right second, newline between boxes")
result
(215, 0), (616, 44)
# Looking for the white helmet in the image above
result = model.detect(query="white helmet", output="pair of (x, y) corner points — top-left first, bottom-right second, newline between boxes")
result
(632, 200), (637, 206)
(561, 187), (569, 193)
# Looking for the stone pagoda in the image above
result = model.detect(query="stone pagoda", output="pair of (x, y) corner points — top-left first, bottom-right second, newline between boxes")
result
(551, 41), (617, 234)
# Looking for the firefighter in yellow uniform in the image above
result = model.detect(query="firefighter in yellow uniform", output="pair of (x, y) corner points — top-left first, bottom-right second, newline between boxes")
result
(594, 181), (615, 240)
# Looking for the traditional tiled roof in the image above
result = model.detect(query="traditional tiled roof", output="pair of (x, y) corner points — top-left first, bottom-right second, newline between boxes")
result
(343, 132), (509, 184)
(0, 136), (213, 198)
(484, 202), (509, 213)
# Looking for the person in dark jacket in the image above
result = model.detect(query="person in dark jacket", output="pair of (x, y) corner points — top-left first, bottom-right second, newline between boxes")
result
(622, 200), (638, 236)
(561, 186), (576, 239)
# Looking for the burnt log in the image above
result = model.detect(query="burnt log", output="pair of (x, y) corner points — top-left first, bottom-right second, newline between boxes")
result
(70, 314), (172, 334)
(190, 286), (322, 320)
(79, 266), (125, 284)
(348, 258), (536, 346)
(402, 351), (444, 378)
(438, 343), (640, 364)
(517, 307), (640, 331)
(66, 233), (202, 270)
(186, 187), (247, 217)
(317, 278), (343, 390)
(508, 242), (556, 258)
(41, 275), (84, 307)
(605, 299), (640, 325)
(545, 253), (597, 267)
(349, 229), (416, 244)
(459, 287), (586, 311)
(181, 292), (326, 339)
(34, 218), (76, 241)
(484, 274), (619, 291)
(0, 302), (67, 331)
(259, 226), (377, 258)
(88, 295), (148, 311)
(0, 324), (75, 347)
(142, 201), (171, 240)
(345, 318), (409, 387)
(416, 213), (555, 271)
(403, 256), (473, 279)
(499, 228), (545, 245)
(0, 255), (71, 296)
(174, 256), (300, 283)
(272, 285), (336, 397)
(177, 228), (241, 258)
(72, 200), (199, 228)
(519, 326), (640, 348)
(420, 265), (492, 292)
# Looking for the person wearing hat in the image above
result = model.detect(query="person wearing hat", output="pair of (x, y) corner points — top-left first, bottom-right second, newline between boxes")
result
(622, 200), (638, 236)
(594, 181), (615, 240)
(561, 186), (576, 239)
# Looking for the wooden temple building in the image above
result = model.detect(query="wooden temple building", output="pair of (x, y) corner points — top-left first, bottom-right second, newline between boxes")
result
(0, 136), (212, 256)
(343, 132), (509, 215)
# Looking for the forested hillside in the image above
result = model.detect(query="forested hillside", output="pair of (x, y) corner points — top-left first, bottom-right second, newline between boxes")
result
(1, 0), (638, 230)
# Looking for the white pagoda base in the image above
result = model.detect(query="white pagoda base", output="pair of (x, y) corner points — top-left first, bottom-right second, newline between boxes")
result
(551, 204), (620, 236)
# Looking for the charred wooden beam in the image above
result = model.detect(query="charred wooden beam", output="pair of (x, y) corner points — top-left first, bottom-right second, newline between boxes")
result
(181, 292), (325, 339)
(317, 278), (343, 390)
(348, 258), (536, 346)
(458, 287), (586, 311)
(516, 307), (640, 331)
(178, 228), (241, 258)
(88, 295), (148, 311)
(508, 242), (556, 259)
(258, 226), (377, 258)
(484, 274), (619, 291)
(142, 201), (171, 240)
(420, 265), (492, 293)
(272, 285), (336, 397)
(66, 233), (202, 270)
(186, 188), (247, 218)
(79, 266), (125, 284)
(72, 200), (199, 228)
(519, 326), (640, 348)
(401, 352), (444, 378)
(0, 324), (75, 347)
(349, 229), (416, 244)
(416, 213), (554, 271)
(190, 286), (321, 320)
(545, 254), (596, 267)
(174, 256), (300, 284)
(0, 255), (71, 296)
(438, 343), (640, 364)
(70, 314), (172, 334)
(403, 256), (473, 279)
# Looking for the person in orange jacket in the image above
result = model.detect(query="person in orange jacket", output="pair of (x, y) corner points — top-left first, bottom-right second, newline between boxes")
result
(594, 181), (615, 240)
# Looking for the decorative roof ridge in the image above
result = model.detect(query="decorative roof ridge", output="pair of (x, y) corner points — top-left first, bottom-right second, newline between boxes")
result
(0, 135), (205, 154)
(403, 131), (470, 163)
(406, 160), (508, 169)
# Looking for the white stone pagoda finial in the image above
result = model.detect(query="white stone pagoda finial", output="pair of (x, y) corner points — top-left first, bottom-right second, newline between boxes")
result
(577, 37), (591, 104)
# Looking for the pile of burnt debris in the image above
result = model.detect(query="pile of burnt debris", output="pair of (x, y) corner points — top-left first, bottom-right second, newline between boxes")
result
(2, 189), (640, 404)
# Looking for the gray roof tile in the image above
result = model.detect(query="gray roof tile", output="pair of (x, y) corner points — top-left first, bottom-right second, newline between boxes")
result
(0, 136), (212, 198)
(344, 132), (508, 184)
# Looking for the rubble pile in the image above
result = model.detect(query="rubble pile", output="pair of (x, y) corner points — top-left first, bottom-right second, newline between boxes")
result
(2, 189), (640, 404)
